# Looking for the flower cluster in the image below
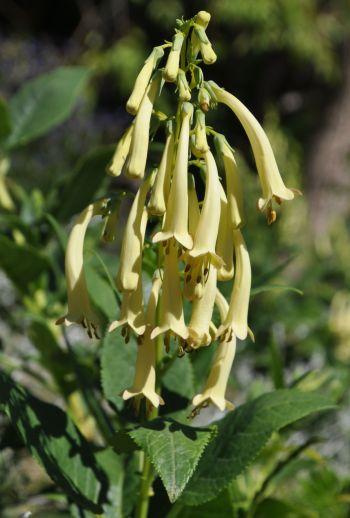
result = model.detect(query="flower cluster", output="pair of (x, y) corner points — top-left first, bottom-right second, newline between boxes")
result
(56, 11), (298, 414)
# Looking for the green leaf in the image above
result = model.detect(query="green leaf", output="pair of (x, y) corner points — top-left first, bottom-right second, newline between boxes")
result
(168, 490), (235, 518)
(0, 234), (51, 293)
(57, 146), (113, 221)
(0, 95), (11, 141)
(162, 354), (195, 399)
(181, 389), (335, 505)
(130, 417), (215, 502)
(0, 370), (105, 512)
(254, 497), (299, 517)
(85, 262), (119, 322)
(5, 66), (90, 149)
(95, 448), (124, 518)
(101, 330), (137, 410)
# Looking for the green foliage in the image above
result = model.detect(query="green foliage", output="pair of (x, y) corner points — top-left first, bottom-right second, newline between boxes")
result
(130, 418), (215, 502)
(3, 67), (91, 149)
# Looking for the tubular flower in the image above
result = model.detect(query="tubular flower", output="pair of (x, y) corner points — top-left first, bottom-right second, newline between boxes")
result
(214, 133), (244, 228)
(163, 32), (184, 82)
(192, 293), (235, 413)
(153, 102), (193, 250)
(194, 24), (217, 65)
(123, 272), (164, 408)
(177, 69), (191, 101)
(184, 176), (202, 300)
(117, 175), (153, 292)
(109, 272), (146, 339)
(108, 124), (134, 177)
(127, 72), (163, 179)
(187, 266), (217, 350)
(148, 123), (174, 216)
(216, 185), (234, 281)
(126, 46), (164, 115)
(190, 11), (211, 60)
(209, 81), (297, 223)
(56, 202), (103, 338)
(193, 109), (209, 155)
(217, 229), (251, 341)
(151, 239), (188, 342)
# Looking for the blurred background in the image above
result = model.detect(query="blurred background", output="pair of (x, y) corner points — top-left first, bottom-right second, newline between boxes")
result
(1, 0), (350, 516)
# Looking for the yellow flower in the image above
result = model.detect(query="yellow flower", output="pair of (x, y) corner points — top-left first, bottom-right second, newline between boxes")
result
(108, 124), (134, 177)
(116, 175), (153, 292)
(127, 72), (163, 179)
(148, 123), (174, 216)
(209, 82), (297, 222)
(216, 185), (234, 281)
(0, 158), (15, 211)
(193, 25), (217, 65)
(193, 109), (209, 155)
(126, 46), (164, 115)
(153, 102), (193, 250)
(192, 292), (235, 412)
(177, 69), (191, 101)
(56, 202), (103, 338)
(217, 229), (251, 341)
(151, 239), (188, 341)
(187, 266), (217, 349)
(190, 11), (211, 61)
(123, 272), (165, 407)
(163, 32), (184, 82)
(184, 176), (203, 300)
(214, 134), (244, 228)
(109, 273), (146, 338)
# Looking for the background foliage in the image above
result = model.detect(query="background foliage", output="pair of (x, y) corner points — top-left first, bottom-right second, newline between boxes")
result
(1, 1), (350, 516)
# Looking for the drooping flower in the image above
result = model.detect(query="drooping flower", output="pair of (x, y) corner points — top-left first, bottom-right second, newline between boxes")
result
(127, 72), (163, 179)
(193, 109), (209, 155)
(153, 102), (193, 250)
(217, 229), (251, 341)
(126, 46), (165, 115)
(116, 175), (153, 292)
(190, 11), (211, 61)
(193, 24), (217, 65)
(148, 122), (174, 216)
(109, 273), (146, 338)
(151, 239), (188, 341)
(214, 133), (244, 229)
(209, 82), (297, 223)
(184, 176), (203, 300)
(177, 69), (191, 101)
(216, 185), (234, 281)
(163, 32), (184, 82)
(108, 124), (134, 177)
(123, 271), (164, 408)
(187, 266), (217, 349)
(192, 292), (235, 412)
(56, 202), (103, 338)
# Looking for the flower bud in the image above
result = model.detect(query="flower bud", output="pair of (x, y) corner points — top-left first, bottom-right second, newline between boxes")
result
(177, 69), (191, 101)
(108, 124), (134, 177)
(193, 109), (209, 154)
(126, 46), (164, 115)
(194, 25), (217, 65)
(163, 32), (184, 82)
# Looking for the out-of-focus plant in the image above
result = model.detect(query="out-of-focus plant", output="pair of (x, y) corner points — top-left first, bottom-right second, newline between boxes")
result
(0, 9), (349, 518)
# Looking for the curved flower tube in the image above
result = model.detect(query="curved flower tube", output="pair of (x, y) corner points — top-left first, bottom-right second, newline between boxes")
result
(216, 185), (234, 281)
(187, 266), (217, 349)
(148, 125), (174, 216)
(126, 46), (164, 115)
(217, 229), (251, 341)
(177, 69), (191, 101)
(188, 150), (222, 267)
(190, 11), (211, 60)
(192, 293), (235, 412)
(193, 109), (209, 155)
(151, 239), (188, 341)
(123, 271), (164, 408)
(116, 175), (153, 292)
(109, 272), (146, 338)
(163, 32), (184, 82)
(184, 176), (203, 300)
(108, 124), (134, 177)
(194, 25), (217, 65)
(127, 72), (163, 179)
(214, 133), (244, 228)
(209, 82), (297, 222)
(153, 102), (193, 250)
(56, 202), (104, 338)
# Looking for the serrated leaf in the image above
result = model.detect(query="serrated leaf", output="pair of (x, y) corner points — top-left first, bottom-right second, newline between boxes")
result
(57, 146), (113, 221)
(172, 489), (235, 517)
(130, 417), (216, 502)
(181, 389), (335, 505)
(0, 370), (105, 512)
(5, 66), (90, 149)
(0, 234), (51, 293)
(101, 330), (137, 410)
(163, 355), (194, 399)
